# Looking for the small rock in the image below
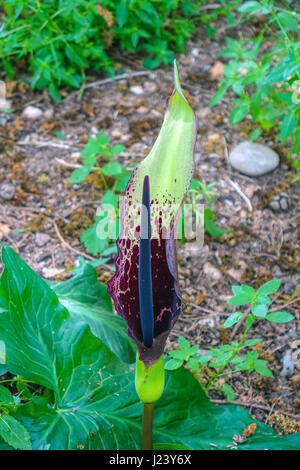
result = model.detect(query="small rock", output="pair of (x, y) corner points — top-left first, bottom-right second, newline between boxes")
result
(229, 141), (279, 176)
(203, 262), (222, 282)
(198, 107), (210, 120)
(281, 351), (294, 377)
(244, 184), (257, 199)
(210, 61), (224, 81)
(129, 85), (143, 96)
(191, 48), (199, 57)
(269, 192), (291, 212)
(22, 105), (43, 120)
(0, 223), (10, 241)
(44, 108), (54, 119)
(144, 81), (157, 93)
(137, 106), (149, 114)
(0, 183), (16, 200)
(90, 126), (99, 137)
(198, 318), (215, 328)
(289, 374), (300, 390)
(35, 233), (50, 247)
(0, 98), (11, 109)
(227, 267), (244, 282)
(111, 129), (122, 138)
(42, 267), (64, 278)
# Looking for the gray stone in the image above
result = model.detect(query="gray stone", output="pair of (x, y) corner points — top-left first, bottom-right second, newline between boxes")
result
(144, 81), (157, 93)
(229, 141), (279, 176)
(22, 105), (43, 120)
(203, 262), (222, 282)
(35, 233), (50, 247)
(0, 183), (16, 200)
(129, 85), (143, 96)
(269, 192), (291, 212)
(281, 351), (294, 377)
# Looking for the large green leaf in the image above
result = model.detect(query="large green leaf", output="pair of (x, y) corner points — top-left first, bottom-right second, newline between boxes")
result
(15, 366), (300, 451)
(1, 246), (299, 450)
(52, 264), (136, 363)
(0, 245), (139, 450)
(0, 245), (124, 393)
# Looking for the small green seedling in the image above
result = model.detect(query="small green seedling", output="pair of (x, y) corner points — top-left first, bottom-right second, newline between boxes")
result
(68, 131), (130, 255)
(166, 278), (294, 401)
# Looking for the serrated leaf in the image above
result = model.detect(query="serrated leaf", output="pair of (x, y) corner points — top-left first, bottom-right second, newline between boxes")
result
(186, 357), (199, 373)
(232, 285), (244, 295)
(254, 360), (273, 378)
(251, 304), (268, 318)
(256, 294), (271, 305)
(102, 161), (127, 177)
(116, 0), (128, 26)
(210, 83), (230, 107)
(265, 59), (300, 84)
(249, 128), (261, 141)
(111, 144), (125, 156)
(227, 292), (254, 306)
(243, 339), (262, 348)
(0, 415), (32, 450)
(240, 285), (256, 295)
(222, 383), (235, 402)
(266, 311), (295, 324)
(257, 279), (281, 295)
(80, 218), (110, 256)
(230, 103), (249, 126)
(237, 1), (262, 14)
(204, 208), (230, 237)
(178, 336), (191, 352)
(101, 190), (119, 208)
(164, 359), (183, 370)
(277, 12), (298, 32)
(68, 166), (91, 184)
(0, 386), (13, 404)
(169, 350), (188, 361)
(223, 312), (243, 328)
(278, 112), (298, 142)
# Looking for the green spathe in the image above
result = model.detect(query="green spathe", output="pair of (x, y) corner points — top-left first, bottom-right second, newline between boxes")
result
(121, 60), (196, 240)
(135, 354), (165, 403)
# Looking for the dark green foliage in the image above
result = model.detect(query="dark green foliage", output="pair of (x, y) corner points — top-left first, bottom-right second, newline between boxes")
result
(210, 0), (300, 173)
(0, 0), (200, 97)
(166, 278), (295, 400)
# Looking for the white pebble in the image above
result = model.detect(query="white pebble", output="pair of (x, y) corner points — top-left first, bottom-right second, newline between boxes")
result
(229, 141), (279, 177)
(129, 85), (144, 96)
(22, 105), (43, 120)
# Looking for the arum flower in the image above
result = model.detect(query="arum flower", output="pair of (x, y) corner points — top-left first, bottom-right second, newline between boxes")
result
(107, 62), (196, 413)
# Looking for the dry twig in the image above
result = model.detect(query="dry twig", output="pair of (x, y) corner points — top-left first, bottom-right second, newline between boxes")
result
(211, 399), (300, 420)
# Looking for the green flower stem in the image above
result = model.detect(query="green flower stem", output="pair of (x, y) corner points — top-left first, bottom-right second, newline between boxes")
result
(96, 168), (109, 190)
(142, 402), (154, 450)
(204, 323), (251, 392)
(0, 378), (39, 385)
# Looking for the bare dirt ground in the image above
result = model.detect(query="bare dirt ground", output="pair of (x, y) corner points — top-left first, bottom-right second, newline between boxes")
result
(0, 22), (299, 435)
